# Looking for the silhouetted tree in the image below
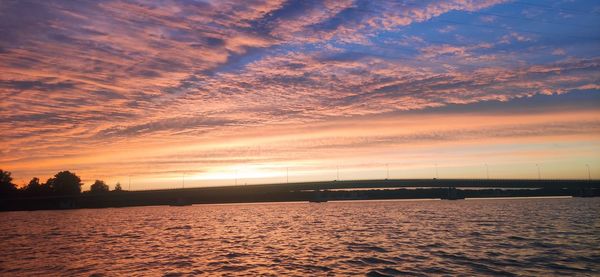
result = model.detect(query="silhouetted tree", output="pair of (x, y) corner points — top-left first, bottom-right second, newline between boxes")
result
(24, 177), (42, 194)
(114, 182), (123, 192)
(51, 171), (82, 195)
(90, 180), (109, 193)
(42, 177), (55, 194)
(0, 169), (17, 196)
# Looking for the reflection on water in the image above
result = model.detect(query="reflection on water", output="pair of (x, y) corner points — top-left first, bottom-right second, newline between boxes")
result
(1, 198), (599, 276)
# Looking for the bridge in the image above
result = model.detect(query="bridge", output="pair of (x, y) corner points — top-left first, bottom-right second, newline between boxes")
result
(260, 178), (600, 191)
(2, 178), (598, 211)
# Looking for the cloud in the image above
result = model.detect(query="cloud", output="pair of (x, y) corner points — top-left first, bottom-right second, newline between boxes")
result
(552, 48), (567, 56)
(499, 32), (535, 44)
(4, 92), (599, 185)
(1, 0), (599, 184)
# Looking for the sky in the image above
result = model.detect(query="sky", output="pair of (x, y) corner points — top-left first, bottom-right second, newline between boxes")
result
(1, 0), (599, 190)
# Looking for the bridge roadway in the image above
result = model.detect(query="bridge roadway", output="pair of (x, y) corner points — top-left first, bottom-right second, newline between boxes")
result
(231, 178), (600, 192)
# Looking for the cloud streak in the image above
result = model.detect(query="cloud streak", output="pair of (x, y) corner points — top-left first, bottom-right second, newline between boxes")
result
(1, 0), (599, 186)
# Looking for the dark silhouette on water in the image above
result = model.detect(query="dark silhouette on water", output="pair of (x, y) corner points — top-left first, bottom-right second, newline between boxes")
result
(441, 187), (465, 200)
(574, 187), (595, 197)
(170, 197), (192, 206)
(309, 190), (328, 203)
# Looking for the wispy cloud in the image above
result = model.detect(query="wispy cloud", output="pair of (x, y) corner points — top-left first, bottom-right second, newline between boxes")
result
(1, 0), (599, 185)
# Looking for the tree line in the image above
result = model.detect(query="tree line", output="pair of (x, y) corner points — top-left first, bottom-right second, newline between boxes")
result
(0, 169), (123, 198)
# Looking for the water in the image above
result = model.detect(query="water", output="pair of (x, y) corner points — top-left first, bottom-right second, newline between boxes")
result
(1, 198), (599, 276)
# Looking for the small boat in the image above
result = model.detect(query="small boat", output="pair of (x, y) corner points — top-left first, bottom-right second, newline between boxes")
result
(309, 199), (328, 203)
(170, 198), (192, 206)
(573, 187), (595, 198)
(441, 187), (465, 200)
(441, 195), (465, 200)
(310, 190), (328, 203)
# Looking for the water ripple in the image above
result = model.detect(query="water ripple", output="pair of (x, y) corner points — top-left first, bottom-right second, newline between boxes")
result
(0, 198), (599, 275)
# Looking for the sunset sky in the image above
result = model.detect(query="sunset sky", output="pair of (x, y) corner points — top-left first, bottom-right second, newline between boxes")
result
(1, 0), (599, 190)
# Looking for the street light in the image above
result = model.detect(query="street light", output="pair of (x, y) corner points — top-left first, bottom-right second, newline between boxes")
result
(386, 163), (389, 180)
(536, 164), (541, 180)
(586, 164), (591, 181)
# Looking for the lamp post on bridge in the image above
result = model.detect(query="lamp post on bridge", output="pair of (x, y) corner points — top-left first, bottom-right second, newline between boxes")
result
(386, 163), (389, 180)
(536, 164), (541, 180)
(586, 164), (591, 181)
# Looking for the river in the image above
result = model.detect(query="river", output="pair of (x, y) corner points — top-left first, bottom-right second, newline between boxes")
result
(1, 197), (599, 276)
